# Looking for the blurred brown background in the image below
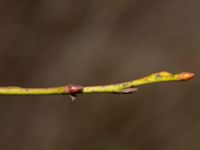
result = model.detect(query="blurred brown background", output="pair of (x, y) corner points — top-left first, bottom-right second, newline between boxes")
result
(0, 0), (199, 150)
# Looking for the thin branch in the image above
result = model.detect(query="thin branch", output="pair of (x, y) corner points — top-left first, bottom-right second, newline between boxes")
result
(0, 72), (194, 99)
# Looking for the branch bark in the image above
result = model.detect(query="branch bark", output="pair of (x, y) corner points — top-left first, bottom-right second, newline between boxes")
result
(0, 71), (194, 99)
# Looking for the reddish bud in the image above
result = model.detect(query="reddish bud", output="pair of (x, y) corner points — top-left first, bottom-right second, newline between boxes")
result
(179, 72), (195, 81)
(65, 84), (83, 95)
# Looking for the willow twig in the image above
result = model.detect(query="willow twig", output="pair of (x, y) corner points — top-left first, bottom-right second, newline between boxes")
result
(0, 72), (194, 99)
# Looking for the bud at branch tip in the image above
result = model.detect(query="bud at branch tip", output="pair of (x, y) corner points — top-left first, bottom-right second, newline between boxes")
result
(179, 72), (195, 81)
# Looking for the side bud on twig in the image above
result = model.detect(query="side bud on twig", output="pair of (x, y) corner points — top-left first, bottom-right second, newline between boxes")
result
(65, 84), (83, 100)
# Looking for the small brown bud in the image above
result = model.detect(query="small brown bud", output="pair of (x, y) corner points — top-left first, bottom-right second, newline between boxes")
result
(121, 88), (138, 94)
(65, 84), (83, 95)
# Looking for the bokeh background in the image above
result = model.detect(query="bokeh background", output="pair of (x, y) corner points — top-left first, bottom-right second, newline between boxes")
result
(0, 0), (199, 150)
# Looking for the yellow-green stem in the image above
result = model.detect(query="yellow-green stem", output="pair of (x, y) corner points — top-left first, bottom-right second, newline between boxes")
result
(0, 87), (66, 95)
(83, 71), (194, 94)
(0, 71), (194, 96)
